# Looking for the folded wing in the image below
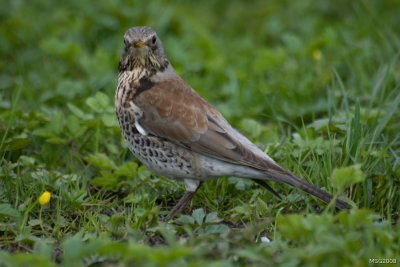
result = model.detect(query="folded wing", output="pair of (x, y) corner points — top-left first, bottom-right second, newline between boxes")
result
(134, 77), (278, 171)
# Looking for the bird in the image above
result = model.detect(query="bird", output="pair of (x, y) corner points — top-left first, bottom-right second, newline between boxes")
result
(115, 26), (352, 220)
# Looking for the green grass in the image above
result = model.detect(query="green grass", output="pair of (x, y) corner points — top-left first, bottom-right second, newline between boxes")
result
(1, 0), (399, 266)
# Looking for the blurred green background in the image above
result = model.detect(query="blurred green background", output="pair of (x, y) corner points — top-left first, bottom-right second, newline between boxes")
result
(1, 0), (399, 266)
(2, 0), (398, 119)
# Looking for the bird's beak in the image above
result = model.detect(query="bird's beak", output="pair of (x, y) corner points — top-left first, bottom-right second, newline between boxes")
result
(133, 41), (146, 48)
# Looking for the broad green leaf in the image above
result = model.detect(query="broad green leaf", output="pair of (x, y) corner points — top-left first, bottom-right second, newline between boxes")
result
(175, 215), (195, 225)
(101, 113), (118, 127)
(192, 208), (205, 225)
(67, 115), (87, 138)
(205, 212), (222, 224)
(331, 164), (364, 192)
(0, 204), (20, 219)
(114, 162), (138, 177)
(239, 118), (262, 139)
(204, 224), (230, 235)
(85, 153), (116, 170)
(1, 138), (31, 152)
(67, 103), (93, 120)
(91, 175), (118, 188)
(86, 92), (111, 113)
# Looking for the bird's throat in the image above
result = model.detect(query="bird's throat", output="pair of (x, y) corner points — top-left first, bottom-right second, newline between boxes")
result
(115, 62), (175, 113)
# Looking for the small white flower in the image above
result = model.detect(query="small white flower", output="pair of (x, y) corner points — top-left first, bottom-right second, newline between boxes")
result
(261, 236), (271, 243)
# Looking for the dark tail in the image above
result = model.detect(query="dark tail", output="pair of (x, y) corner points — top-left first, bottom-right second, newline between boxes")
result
(263, 168), (352, 210)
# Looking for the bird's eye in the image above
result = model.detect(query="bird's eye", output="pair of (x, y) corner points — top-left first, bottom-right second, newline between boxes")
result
(151, 36), (157, 44)
(124, 38), (128, 46)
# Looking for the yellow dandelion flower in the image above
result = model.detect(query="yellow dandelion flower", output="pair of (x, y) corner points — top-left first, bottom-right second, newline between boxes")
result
(312, 49), (322, 62)
(38, 191), (51, 205)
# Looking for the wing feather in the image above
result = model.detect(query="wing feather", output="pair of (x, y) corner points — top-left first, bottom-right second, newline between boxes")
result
(134, 77), (278, 171)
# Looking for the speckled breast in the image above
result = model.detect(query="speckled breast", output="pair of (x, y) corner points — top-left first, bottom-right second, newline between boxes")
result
(116, 111), (201, 180)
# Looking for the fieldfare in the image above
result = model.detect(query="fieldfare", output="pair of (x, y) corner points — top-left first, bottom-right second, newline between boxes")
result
(115, 26), (351, 220)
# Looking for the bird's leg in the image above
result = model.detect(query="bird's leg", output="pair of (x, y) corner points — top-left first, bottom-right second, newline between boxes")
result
(163, 191), (196, 221)
(253, 179), (282, 199)
(163, 179), (202, 221)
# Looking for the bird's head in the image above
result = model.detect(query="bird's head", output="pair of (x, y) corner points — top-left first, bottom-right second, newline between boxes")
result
(119, 26), (169, 73)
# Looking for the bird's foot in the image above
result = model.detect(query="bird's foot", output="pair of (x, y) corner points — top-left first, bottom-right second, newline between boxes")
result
(161, 191), (196, 222)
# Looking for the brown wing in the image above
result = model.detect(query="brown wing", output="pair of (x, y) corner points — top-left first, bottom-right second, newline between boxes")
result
(134, 77), (276, 171)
